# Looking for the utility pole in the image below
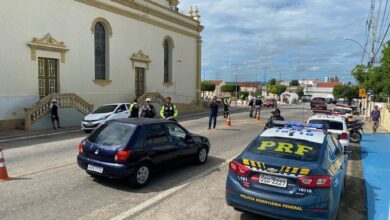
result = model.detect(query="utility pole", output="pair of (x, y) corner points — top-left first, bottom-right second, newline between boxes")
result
(369, 18), (377, 66)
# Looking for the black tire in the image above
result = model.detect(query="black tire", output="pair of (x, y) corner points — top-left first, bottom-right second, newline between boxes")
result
(128, 162), (152, 188)
(194, 146), (208, 165)
(349, 131), (362, 143)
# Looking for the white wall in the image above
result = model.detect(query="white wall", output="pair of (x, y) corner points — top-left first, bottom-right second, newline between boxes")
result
(0, 0), (198, 120)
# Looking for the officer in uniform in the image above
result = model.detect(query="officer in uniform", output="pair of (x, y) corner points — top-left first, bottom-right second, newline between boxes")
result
(140, 98), (156, 118)
(128, 98), (140, 118)
(223, 95), (231, 118)
(160, 97), (178, 121)
(254, 96), (263, 119)
(264, 108), (285, 130)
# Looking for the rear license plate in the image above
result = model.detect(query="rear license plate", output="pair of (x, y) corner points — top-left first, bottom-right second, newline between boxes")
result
(87, 164), (103, 173)
(259, 174), (287, 188)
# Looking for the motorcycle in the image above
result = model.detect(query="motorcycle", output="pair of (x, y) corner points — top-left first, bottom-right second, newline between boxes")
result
(347, 120), (365, 143)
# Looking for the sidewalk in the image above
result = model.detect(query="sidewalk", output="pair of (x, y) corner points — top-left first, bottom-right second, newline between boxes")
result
(360, 121), (390, 220)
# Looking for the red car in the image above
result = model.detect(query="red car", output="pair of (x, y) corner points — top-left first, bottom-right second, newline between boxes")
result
(263, 99), (277, 108)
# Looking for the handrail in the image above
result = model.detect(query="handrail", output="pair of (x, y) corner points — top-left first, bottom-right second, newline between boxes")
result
(24, 93), (93, 130)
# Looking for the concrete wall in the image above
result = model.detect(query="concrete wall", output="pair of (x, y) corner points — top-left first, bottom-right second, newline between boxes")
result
(381, 107), (390, 132)
(32, 108), (86, 130)
(0, 0), (199, 127)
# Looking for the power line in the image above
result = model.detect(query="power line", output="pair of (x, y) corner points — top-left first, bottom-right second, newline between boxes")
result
(378, 0), (389, 43)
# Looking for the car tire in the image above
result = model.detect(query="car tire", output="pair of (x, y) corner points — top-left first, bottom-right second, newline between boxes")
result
(194, 146), (208, 165)
(128, 162), (152, 188)
(350, 131), (362, 143)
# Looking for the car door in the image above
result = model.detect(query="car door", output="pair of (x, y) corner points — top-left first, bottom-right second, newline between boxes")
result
(113, 104), (128, 119)
(143, 124), (178, 164)
(165, 123), (197, 159)
(327, 135), (346, 211)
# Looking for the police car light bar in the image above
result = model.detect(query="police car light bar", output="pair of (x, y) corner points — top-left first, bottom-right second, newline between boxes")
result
(271, 120), (326, 131)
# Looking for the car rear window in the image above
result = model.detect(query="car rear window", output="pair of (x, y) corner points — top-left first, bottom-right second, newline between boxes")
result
(93, 105), (117, 113)
(334, 108), (352, 114)
(88, 123), (135, 146)
(308, 119), (343, 130)
(248, 137), (322, 162)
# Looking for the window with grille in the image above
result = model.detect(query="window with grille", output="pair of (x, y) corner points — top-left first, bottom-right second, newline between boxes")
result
(95, 22), (106, 80)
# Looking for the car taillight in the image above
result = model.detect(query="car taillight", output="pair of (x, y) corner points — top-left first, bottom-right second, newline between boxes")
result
(340, 132), (348, 140)
(229, 161), (250, 175)
(297, 175), (332, 188)
(114, 150), (132, 162)
(78, 143), (83, 154)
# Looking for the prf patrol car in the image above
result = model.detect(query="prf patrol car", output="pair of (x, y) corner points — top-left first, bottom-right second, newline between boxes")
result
(226, 121), (348, 220)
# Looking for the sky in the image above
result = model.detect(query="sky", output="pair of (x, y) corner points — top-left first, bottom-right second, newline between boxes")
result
(178, 0), (386, 84)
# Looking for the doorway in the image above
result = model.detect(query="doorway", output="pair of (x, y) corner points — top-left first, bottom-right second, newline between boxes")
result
(38, 58), (58, 99)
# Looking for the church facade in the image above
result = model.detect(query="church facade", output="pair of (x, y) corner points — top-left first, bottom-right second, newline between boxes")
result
(0, 0), (203, 128)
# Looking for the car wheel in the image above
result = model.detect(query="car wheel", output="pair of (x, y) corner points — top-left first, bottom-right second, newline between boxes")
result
(129, 162), (152, 188)
(350, 131), (362, 143)
(195, 146), (208, 165)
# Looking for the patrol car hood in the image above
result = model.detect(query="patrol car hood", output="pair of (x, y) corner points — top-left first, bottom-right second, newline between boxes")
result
(84, 112), (112, 121)
(240, 151), (321, 176)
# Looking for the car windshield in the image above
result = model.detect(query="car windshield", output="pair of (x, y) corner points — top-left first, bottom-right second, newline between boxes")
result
(248, 137), (322, 162)
(313, 98), (325, 101)
(334, 108), (352, 114)
(93, 105), (118, 113)
(88, 123), (135, 146)
(309, 119), (343, 130)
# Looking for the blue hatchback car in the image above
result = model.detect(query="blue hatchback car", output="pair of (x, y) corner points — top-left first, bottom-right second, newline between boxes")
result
(226, 122), (348, 220)
(77, 118), (210, 188)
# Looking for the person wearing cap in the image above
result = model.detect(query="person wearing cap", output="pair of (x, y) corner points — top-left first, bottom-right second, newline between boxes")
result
(128, 98), (140, 118)
(160, 97), (178, 121)
(140, 98), (156, 118)
(254, 96), (263, 119)
(264, 108), (284, 129)
(223, 95), (231, 118)
(370, 105), (381, 133)
(50, 99), (61, 129)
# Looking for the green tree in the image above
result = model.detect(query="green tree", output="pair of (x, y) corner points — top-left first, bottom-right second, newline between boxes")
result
(268, 78), (277, 85)
(296, 86), (304, 98)
(221, 84), (240, 94)
(275, 85), (287, 97)
(238, 91), (249, 100)
(333, 85), (359, 104)
(289, 80), (300, 86)
(201, 81), (216, 98)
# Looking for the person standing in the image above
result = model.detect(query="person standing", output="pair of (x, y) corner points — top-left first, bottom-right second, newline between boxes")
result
(160, 97), (178, 121)
(264, 108), (284, 130)
(140, 98), (156, 118)
(128, 98), (140, 118)
(370, 105), (381, 133)
(248, 97), (254, 118)
(223, 95), (231, 118)
(208, 96), (219, 130)
(254, 96), (263, 118)
(50, 99), (61, 129)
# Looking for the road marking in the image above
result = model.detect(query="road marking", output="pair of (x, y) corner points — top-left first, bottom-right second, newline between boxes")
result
(110, 153), (240, 220)
(11, 161), (75, 178)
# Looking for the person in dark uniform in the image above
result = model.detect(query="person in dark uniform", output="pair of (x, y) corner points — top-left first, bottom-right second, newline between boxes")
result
(248, 97), (254, 118)
(160, 97), (178, 121)
(208, 96), (219, 130)
(128, 98), (140, 118)
(50, 99), (61, 129)
(140, 98), (156, 118)
(264, 108), (284, 130)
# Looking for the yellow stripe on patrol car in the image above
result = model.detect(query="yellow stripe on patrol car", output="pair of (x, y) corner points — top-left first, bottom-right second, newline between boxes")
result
(256, 162), (263, 169)
(299, 169), (310, 175)
(262, 163), (266, 169)
(284, 166), (291, 173)
(242, 159), (250, 166)
(291, 167), (299, 174)
(250, 160), (257, 168)
(280, 166), (285, 172)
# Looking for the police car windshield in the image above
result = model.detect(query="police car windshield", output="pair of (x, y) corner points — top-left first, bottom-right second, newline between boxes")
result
(308, 119), (343, 130)
(248, 137), (322, 162)
(93, 105), (118, 113)
(88, 123), (135, 146)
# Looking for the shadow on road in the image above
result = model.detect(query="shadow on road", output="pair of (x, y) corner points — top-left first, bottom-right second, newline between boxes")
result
(88, 156), (226, 193)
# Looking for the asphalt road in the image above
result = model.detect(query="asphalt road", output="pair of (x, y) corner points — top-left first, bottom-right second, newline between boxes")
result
(0, 104), (365, 220)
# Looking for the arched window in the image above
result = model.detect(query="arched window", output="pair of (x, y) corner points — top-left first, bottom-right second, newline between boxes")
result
(163, 38), (174, 83)
(95, 22), (107, 80)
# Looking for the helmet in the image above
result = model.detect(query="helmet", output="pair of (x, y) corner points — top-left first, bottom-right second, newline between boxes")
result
(146, 98), (151, 102)
(272, 108), (280, 114)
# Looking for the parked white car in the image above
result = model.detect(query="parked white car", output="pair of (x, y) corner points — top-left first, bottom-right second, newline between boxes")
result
(81, 103), (130, 132)
(332, 106), (354, 121)
(307, 114), (350, 149)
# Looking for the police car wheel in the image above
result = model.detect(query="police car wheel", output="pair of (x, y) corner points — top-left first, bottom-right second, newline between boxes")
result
(195, 146), (208, 165)
(129, 163), (152, 188)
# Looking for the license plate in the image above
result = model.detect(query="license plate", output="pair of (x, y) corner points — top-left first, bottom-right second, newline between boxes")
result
(87, 164), (103, 173)
(259, 174), (287, 188)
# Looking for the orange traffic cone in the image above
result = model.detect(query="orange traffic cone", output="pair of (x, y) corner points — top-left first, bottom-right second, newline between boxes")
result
(256, 112), (261, 120)
(226, 115), (232, 127)
(0, 148), (9, 182)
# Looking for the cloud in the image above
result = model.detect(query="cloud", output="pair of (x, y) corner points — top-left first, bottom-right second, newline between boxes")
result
(179, 0), (371, 82)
